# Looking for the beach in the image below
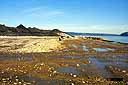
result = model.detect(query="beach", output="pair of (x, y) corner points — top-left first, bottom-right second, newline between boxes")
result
(0, 36), (63, 53)
(0, 36), (128, 84)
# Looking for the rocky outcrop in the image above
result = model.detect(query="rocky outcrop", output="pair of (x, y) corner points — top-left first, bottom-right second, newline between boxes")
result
(0, 24), (63, 36)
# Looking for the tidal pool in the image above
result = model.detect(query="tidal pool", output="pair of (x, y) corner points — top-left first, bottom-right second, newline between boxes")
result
(59, 56), (81, 59)
(0, 55), (33, 61)
(87, 55), (128, 78)
(83, 46), (89, 51)
(93, 48), (115, 52)
(56, 67), (84, 77)
(87, 57), (114, 78)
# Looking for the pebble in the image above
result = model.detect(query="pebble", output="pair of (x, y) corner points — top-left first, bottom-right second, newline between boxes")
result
(2, 80), (7, 83)
(117, 68), (121, 71)
(24, 71), (27, 74)
(26, 82), (31, 85)
(76, 64), (80, 67)
(1, 71), (4, 73)
(82, 69), (85, 72)
(49, 74), (52, 77)
(53, 71), (57, 74)
(16, 79), (19, 82)
(6, 78), (10, 80)
(122, 70), (126, 73)
(13, 82), (18, 85)
(109, 66), (112, 68)
(71, 83), (75, 85)
(2, 78), (6, 81)
(69, 79), (72, 81)
(73, 75), (77, 77)
(18, 82), (22, 84)
(40, 63), (44, 66)
(82, 81), (85, 83)
(70, 73), (73, 76)
(15, 76), (18, 78)
(88, 61), (91, 63)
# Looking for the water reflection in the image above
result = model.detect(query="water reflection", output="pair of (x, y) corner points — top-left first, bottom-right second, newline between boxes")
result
(93, 48), (115, 52)
(87, 55), (128, 78)
(83, 46), (89, 51)
(0, 55), (33, 61)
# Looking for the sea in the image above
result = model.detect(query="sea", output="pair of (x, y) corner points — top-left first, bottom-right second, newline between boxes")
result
(67, 32), (128, 44)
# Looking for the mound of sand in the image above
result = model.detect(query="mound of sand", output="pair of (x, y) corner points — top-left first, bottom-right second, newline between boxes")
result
(0, 36), (63, 53)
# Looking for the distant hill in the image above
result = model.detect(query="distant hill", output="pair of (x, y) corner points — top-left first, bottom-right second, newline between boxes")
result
(67, 32), (119, 36)
(120, 32), (128, 36)
(0, 24), (62, 36)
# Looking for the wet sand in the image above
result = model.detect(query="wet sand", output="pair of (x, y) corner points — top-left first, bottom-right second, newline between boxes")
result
(0, 37), (128, 84)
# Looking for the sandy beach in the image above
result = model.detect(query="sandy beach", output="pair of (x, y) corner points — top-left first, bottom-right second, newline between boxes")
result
(0, 36), (63, 53)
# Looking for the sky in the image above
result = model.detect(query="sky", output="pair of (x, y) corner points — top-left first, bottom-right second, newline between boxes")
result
(0, 0), (128, 34)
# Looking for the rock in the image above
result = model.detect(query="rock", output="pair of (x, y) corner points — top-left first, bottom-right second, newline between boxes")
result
(53, 71), (57, 74)
(76, 64), (80, 67)
(18, 82), (22, 84)
(73, 75), (77, 77)
(71, 83), (75, 85)
(122, 70), (126, 73)
(13, 82), (18, 85)
(40, 63), (45, 66)
(0, 24), (65, 36)
(82, 81), (86, 83)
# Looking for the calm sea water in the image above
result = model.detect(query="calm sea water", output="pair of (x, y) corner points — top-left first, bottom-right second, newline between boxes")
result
(68, 33), (128, 43)
(85, 35), (128, 44)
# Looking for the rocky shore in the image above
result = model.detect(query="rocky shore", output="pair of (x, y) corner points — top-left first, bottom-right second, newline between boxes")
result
(0, 36), (128, 84)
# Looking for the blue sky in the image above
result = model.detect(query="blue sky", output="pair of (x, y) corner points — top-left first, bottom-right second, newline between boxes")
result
(0, 0), (128, 34)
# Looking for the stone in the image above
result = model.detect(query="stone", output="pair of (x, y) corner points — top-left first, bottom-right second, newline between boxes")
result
(73, 75), (77, 77)
(122, 70), (126, 73)
(71, 83), (75, 85)
(76, 64), (80, 67)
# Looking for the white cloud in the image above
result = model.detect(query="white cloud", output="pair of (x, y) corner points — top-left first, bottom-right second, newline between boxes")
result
(22, 7), (64, 19)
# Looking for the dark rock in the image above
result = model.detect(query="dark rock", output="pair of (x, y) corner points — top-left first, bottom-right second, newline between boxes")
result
(0, 24), (64, 36)
(16, 24), (30, 33)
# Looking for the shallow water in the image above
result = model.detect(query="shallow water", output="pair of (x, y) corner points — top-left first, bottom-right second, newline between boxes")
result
(83, 46), (89, 51)
(87, 55), (128, 78)
(56, 67), (85, 77)
(0, 55), (33, 61)
(59, 56), (81, 59)
(97, 55), (128, 69)
(93, 48), (115, 52)
(23, 75), (69, 85)
(87, 57), (114, 78)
